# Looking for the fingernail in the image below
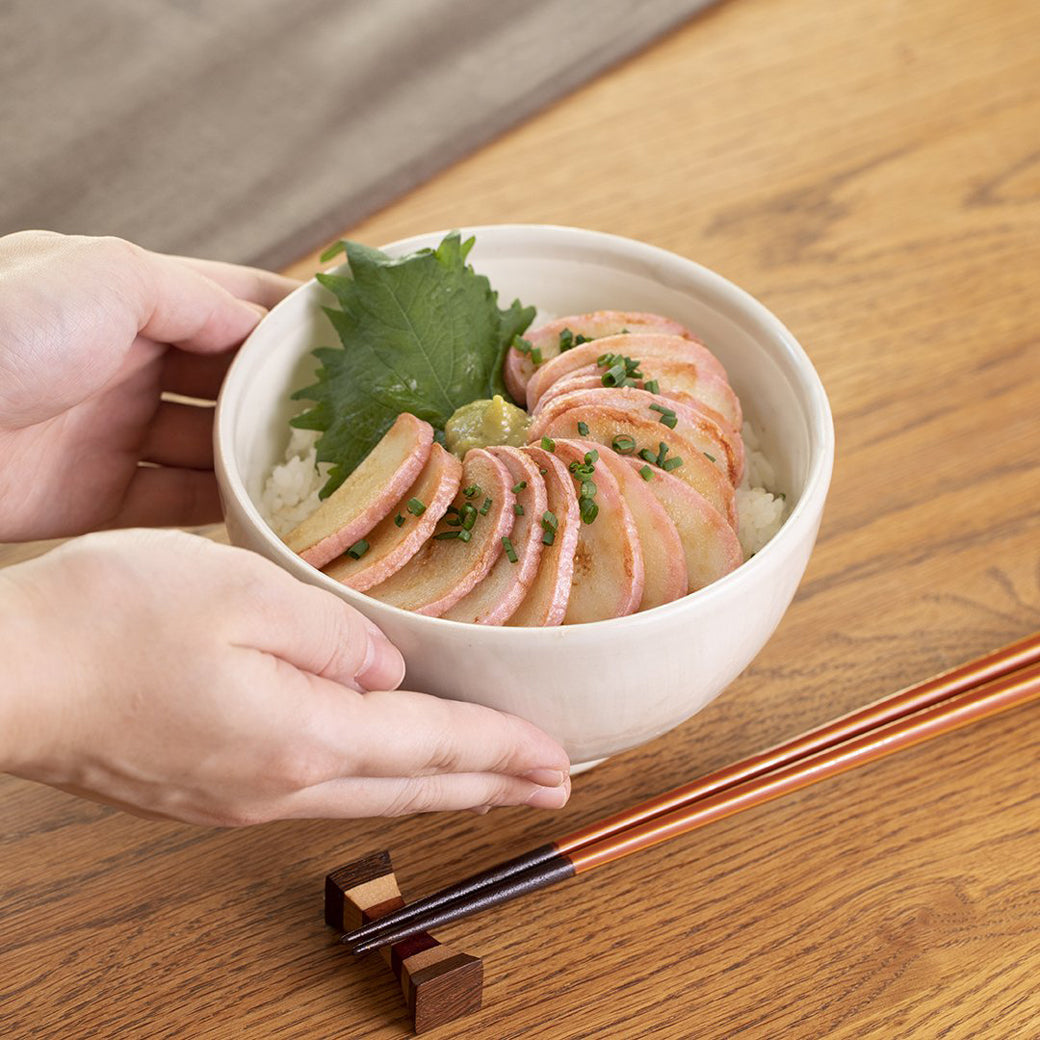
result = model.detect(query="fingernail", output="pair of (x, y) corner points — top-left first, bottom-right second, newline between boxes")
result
(523, 768), (567, 788)
(468, 804), (493, 816)
(525, 784), (570, 810)
(356, 629), (406, 691)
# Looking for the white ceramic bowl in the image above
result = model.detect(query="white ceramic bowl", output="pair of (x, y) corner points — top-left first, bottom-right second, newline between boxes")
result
(215, 225), (833, 770)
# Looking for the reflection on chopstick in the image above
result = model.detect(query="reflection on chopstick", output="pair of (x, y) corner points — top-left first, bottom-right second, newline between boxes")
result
(342, 633), (1040, 955)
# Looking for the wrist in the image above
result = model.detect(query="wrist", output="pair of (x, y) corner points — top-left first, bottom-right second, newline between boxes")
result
(0, 563), (64, 777)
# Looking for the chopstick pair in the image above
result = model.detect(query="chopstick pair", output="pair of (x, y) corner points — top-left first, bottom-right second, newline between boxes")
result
(341, 632), (1040, 955)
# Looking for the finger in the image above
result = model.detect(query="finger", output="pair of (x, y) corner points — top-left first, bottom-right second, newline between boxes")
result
(140, 400), (214, 469)
(160, 349), (235, 399)
(108, 466), (223, 528)
(229, 559), (406, 692)
(170, 256), (299, 310)
(326, 688), (571, 782)
(276, 771), (572, 819)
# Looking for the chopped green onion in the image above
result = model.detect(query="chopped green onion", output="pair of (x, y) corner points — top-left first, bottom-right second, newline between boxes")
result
(462, 484), (481, 498)
(579, 498), (599, 524)
(657, 442), (670, 466)
(513, 503), (524, 516)
(542, 510), (559, 531)
(703, 451), (716, 463)
(581, 479), (597, 499)
(542, 528), (556, 546)
(502, 537), (518, 563)
(577, 421), (589, 436)
(541, 436), (556, 452)
(461, 505), (478, 530)
(576, 333), (592, 345)
(511, 481), (527, 493)
(584, 449), (599, 465)
(612, 435), (636, 454)
(643, 379), (659, 395)
(513, 337), (541, 364)
(662, 456), (683, 471)
(479, 497), (492, 515)
(346, 539), (369, 560)
(539, 467), (547, 475)
(407, 497), (426, 516)
(639, 465), (654, 481)
(394, 513), (406, 527)
(434, 528), (472, 542)
(639, 448), (658, 463)
(558, 328), (574, 351)
(660, 413), (678, 429)
(649, 403), (675, 416)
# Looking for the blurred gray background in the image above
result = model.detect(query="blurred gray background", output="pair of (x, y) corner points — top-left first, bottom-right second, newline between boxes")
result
(0, 0), (716, 269)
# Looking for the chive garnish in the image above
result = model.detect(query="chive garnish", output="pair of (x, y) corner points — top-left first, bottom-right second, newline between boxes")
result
(434, 528), (472, 542)
(643, 379), (659, 395)
(394, 513), (405, 527)
(513, 503), (524, 516)
(649, 403), (672, 415)
(662, 456), (683, 471)
(346, 539), (369, 559)
(703, 451), (716, 462)
(639, 464), (654, 480)
(660, 413), (678, 429)
(657, 442), (669, 466)
(558, 328), (574, 351)
(577, 420), (589, 436)
(542, 528), (556, 546)
(612, 435), (636, 454)
(579, 498), (599, 524)
(407, 497), (426, 516)
(462, 484), (481, 498)
(541, 436), (556, 452)
(459, 528), (472, 542)
(539, 467), (547, 475)
(511, 481), (527, 493)
(502, 537), (518, 563)
(542, 510), (559, 531)
(581, 479), (597, 499)
(461, 505), (478, 530)
(479, 497), (492, 515)
(513, 337), (541, 364)
(639, 448), (658, 463)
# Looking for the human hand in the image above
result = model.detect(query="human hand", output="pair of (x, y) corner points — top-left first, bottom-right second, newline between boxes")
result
(0, 529), (570, 824)
(0, 231), (298, 541)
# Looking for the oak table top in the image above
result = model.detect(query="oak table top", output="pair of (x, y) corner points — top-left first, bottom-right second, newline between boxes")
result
(3, 0), (1038, 1036)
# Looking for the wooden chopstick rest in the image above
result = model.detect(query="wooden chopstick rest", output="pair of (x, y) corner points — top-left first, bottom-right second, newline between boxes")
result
(324, 850), (483, 1034)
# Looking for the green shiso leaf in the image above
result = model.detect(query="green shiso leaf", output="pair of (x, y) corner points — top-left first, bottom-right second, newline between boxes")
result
(291, 231), (535, 498)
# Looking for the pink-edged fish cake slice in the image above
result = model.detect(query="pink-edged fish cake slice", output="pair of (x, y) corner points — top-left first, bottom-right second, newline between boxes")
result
(537, 405), (737, 528)
(533, 357), (742, 434)
(442, 447), (547, 625)
(525, 332), (730, 411)
(529, 386), (743, 487)
(586, 441), (688, 610)
(323, 443), (462, 591)
(550, 439), (644, 624)
(508, 446), (581, 626)
(365, 449), (515, 617)
(503, 311), (697, 403)
(285, 412), (433, 569)
(622, 458), (743, 591)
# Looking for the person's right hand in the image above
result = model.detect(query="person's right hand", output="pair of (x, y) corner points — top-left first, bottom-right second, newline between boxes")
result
(0, 529), (571, 825)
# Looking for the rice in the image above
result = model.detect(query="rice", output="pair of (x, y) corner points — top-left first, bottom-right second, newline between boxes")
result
(260, 427), (327, 536)
(734, 421), (787, 558)
(260, 418), (787, 559)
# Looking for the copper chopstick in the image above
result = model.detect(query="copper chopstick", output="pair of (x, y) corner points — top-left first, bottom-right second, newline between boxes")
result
(341, 632), (1040, 952)
(347, 656), (1040, 953)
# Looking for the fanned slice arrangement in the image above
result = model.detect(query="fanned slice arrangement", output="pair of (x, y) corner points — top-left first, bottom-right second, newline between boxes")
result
(281, 303), (771, 626)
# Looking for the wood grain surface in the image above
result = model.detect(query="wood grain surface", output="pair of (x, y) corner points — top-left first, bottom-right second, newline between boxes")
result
(2, 0), (1038, 1037)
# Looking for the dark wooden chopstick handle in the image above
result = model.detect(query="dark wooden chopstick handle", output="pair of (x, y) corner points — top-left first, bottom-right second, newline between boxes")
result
(346, 854), (577, 955)
(339, 844), (559, 950)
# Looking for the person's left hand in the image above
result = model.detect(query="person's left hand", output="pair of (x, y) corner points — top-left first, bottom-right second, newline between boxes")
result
(0, 231), (298, 541)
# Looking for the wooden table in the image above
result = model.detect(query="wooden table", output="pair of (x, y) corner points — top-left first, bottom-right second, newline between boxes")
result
(3, 0), (1038, 1036)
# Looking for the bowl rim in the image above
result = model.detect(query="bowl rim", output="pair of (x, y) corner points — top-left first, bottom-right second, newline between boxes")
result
(215, 222), (834, 636)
